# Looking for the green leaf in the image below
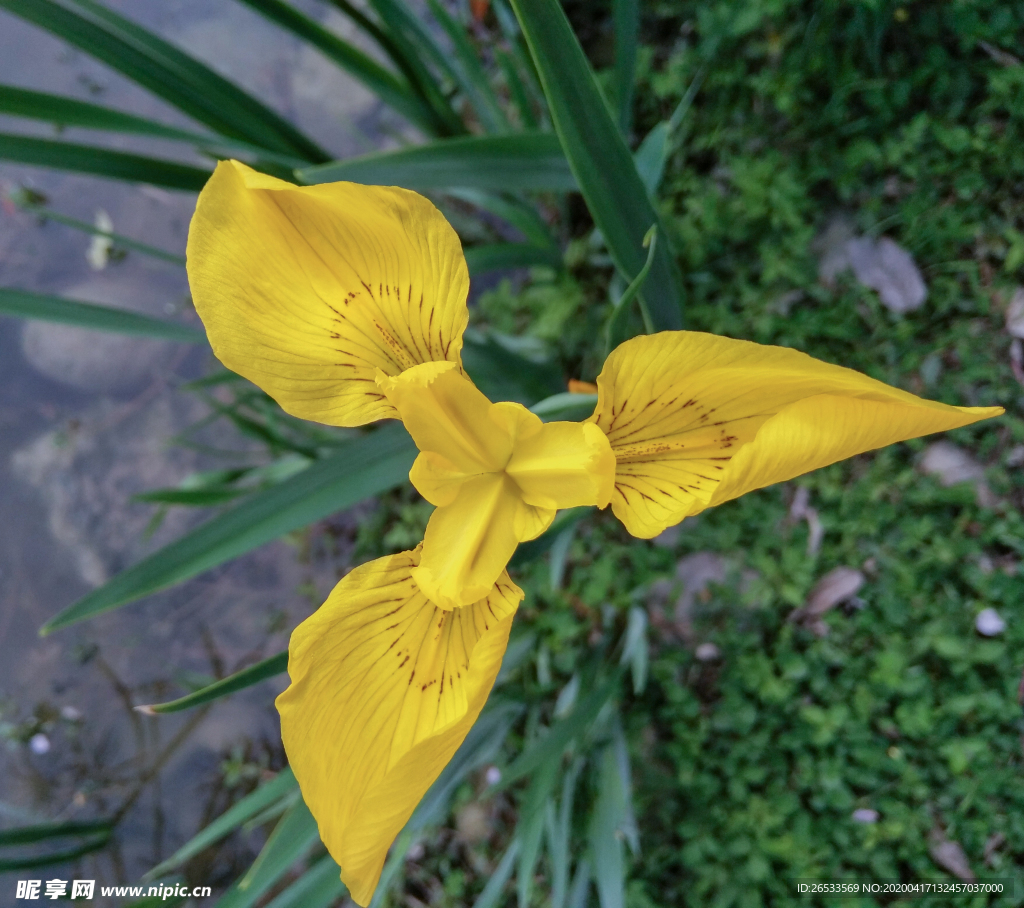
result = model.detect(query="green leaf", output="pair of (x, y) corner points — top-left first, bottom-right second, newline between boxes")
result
(133, 487), (247, 506)
(235, 0), (442, 135)
(215, 799), (321, 908)
(409, 704), (521, 832)
(138, 651), (288, 714)
(0, 820), (112, 846)
(509, 0), (684, 330)
(549, 758), (584, 908)
(465, 242), (562, 275)
(567, 858), (592, 908)
(0, 83), (214, 142)
(0, 287), (206, 343)
(40, 424), (416, 635)
(0, 821), (112, 872)
(144, 769), (298, 882)
(497, 48), (538, 129)
(446, 188), (556, 249)
(529, 392), (597, 422)
(0, 0), (327, 161)
(297, 132), (576, 192)
(492, 672), (620, 791)
(607, 224), (658, 349)
(0, 132), (211, 191)
(517, 759), (559, 908)
(324, 0), (463, 136)
(14, 201), (186, 266)
(461, 329), (564, 407)
(425, 0), (509, 133)
(471, 840), (519, 908)
(364, 0), (464, 113)
(632, 67), (704, 197)
(511, 506), (592, 566)
(589, 746), (626, 908)
(0, 84), (311, 168)
(123, 897), (186, 908)
(263, 853), (346, 908)
(548, 521), (577, 591)
(613, 0), (638, 133)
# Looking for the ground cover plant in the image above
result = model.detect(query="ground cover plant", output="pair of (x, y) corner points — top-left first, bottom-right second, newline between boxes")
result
(1, 0), (1023, 906)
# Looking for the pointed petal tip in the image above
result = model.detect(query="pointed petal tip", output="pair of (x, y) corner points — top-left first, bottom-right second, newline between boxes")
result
(593, 332), (1005, 539)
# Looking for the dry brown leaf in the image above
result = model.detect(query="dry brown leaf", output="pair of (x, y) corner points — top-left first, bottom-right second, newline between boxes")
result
(789, 567), (865, 635)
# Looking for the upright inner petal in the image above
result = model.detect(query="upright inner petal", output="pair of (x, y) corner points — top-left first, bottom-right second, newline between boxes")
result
(378, 363), (615, 607)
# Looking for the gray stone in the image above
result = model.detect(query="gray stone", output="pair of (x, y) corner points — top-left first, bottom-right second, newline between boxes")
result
(20, 276), (179, 395)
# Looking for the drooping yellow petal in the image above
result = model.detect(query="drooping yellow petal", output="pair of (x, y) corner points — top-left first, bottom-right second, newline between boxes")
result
(591, 331), (1002, 538)
(378, 362), (615, 607)
(276, 548), (522, 907)
(187, 160), (469, 427)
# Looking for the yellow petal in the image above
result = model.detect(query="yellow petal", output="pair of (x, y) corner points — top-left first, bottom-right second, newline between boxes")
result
(592, 331), (1002, 538)
(707, 394), (1000, 508)
(377, 362), (512, 480)
(505, 421), (615, 510)
(276, 548), (522, 906)
(187, 160), (469, 427)
(413, 473), (554, 609)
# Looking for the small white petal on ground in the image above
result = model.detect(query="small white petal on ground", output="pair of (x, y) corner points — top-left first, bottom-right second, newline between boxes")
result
(975, 608), (1007, 637)
(695, 643), (721, 662)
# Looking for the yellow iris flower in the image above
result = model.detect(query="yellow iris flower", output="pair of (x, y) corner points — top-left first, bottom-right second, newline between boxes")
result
(187, 160), (1001, 905)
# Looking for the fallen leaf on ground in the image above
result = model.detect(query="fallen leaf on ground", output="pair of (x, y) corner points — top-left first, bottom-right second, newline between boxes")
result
(846, 236), (927, 313)
(815, 216), (927, 313)
(920, 441), (996, 506)
(928, 827), (975, 882)
(1005, 287), (1024, 338)
(789, 566), (865, 636)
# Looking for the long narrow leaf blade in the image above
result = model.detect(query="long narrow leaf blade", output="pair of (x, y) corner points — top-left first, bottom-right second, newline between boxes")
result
(0, 84), (212, 142)
(344, 0), (463, 136)
(235, 0), (441, 134)
(0, 132), (211, 191)
(0, 288), (206, 343)
(493, 672), (620, 791)
(613, 0), (638, 133)
(465, 242), (562, 275)
(0, 0), (326, 161)
(298, 132), (576, 192)
(18, 205), (186, 266)
(138, 651), (288, 714)
(0, 84), (310, 168)
(508, 0), (683, 330)
(263, 853), (346, 908)
(0, 820), (112, 847)
(40, 424), (416, 634)
(144, 769), (297, 881)
(472, 841), (519, 908)
(425, 0), (509, 133)
(215, 800), (321, 908)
